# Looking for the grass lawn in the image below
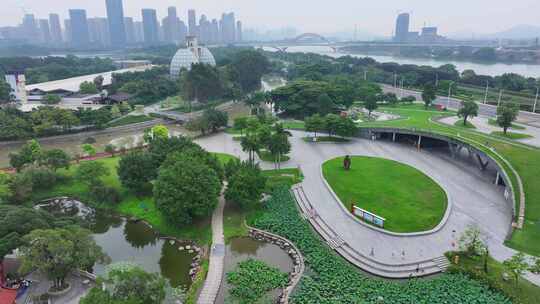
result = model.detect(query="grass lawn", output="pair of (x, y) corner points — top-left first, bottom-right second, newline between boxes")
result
(488, 118), (526, 130)
(447, 251), (540, 304)
(257, 150), (290, 163)
(281, 120), (305, 130)
(359, 103), (540, 255)
(453, 119), (477, 129)
(302, 136), (350, 143)
(491, 131), (533, 140)
(107, 115), (154, 128)
(322, 156), (448, 233)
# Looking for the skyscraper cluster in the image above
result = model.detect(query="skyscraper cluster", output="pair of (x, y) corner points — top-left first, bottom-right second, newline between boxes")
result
(0, 0), (243, 48)
(393, 12), (444, 44)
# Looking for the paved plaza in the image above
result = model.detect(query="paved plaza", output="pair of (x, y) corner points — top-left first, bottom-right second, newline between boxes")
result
(196, 130), (540, 285)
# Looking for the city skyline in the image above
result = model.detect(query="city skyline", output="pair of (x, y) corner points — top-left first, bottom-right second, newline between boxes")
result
(2, 0), (540, 36)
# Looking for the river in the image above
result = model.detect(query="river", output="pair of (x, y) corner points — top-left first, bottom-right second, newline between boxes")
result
(261, 45), (540, 78)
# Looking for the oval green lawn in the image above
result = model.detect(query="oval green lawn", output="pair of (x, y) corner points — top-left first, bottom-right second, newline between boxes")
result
(322, 156), (447, 233)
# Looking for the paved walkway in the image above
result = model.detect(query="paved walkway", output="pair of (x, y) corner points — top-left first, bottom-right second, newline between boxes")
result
(439, 115), (540, 147)
(195, 131), (540, 284)
(197, 194), (226, 304)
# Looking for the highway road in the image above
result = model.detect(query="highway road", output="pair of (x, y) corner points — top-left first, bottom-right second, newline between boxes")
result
(381, 84), (540, 127)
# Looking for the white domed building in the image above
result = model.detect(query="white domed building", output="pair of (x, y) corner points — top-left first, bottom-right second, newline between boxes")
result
(170, 36), (216, 78)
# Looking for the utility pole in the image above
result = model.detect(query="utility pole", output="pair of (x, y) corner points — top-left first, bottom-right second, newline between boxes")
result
(497, 90), (503, 107)
(483, 81), (489, 104)
(534, 87), (539, 113)
(393, 73), (397, 88)
(364, 70), (367, 81)
(400, 79), (404, 99)
(435, 73), (439, 87)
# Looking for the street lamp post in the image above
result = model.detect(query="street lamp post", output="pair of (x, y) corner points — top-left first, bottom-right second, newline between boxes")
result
(534, 87), (539, 113)
(483, 81), (489, 104)
(393, 73), (397, 88)
(400, 79), (404, 99)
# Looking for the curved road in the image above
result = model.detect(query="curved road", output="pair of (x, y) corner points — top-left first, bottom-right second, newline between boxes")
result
(196, 130), (540, 284)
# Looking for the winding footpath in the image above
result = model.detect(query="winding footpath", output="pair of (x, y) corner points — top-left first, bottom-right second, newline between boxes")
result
(197, 195), (226, 304)
(195, 130), (540, 291)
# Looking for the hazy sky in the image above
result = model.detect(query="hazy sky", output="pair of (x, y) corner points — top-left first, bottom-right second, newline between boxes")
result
(3, 0), (540, 36)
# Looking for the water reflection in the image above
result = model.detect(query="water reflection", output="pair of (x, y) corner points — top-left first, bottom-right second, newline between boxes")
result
(91, 212), (195, 288)
(123, 220), (159, 248)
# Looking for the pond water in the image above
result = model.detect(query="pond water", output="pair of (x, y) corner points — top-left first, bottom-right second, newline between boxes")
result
(90, 212), (196, 288)
(216, 237), (294, 303)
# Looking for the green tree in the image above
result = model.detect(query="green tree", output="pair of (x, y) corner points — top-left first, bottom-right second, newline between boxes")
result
(80, 263), (170, 304)
(422, 84), (437, 109)
(364, 96), (378, 117)
(151, 124), (169, 140)
(316, 93), (335, 116)
(229, 50), (270, 93)
(7, 172), (33, 204)
(19, 226), (108, 290)
(241, 133), (261, 165)
(233, 117), (249, 135)
(9, 139), (42, 172)
(43, 94), (61, 105)
(0, 173), (10, 204)
(496, 103), (519, 134)
(305, 114), (326, 139)
(75, 161), (110, 188)
(81, 143), (96, 157)
(182, 63), (223, 102)
(110, 105), (121, 118)
(457, 100), (479, 126)
(39, 149), (71, 171)
(202, 108), (229, 133)
(458, 225), (486, 257)
(153, 153), (221, 226)
(225, 162), (267, 209)
(324, 114), (341, 137)
(503, 252), (529, 287)
(0, 80), (13, 104)
(79, 81), (99, 94)
(104, 144), (117, 156)
(118, 152), (157, 195)
(244, 92), (268, 115)
(267, 133), (291, 169)
(335, 116), (357, 139)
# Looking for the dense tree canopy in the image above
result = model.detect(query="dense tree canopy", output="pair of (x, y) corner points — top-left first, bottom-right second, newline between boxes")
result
(228, 50), (269, 93)
(496, 103), (519, 134)
(153, 152), (222, 226)
(118, 152), (157, 195)
(19, 226), (108, 289)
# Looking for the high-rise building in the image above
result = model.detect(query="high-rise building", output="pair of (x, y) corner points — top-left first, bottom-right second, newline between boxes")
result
(188, 9), (197, 36)
(142, 9), (159, 44)
(236, 20), (243, 42)
(124, 17), (135, 43)
(220, 12), (236, 44)
(163, 6), (181, 43)
(199, 14), (211, 43)
(49, 14), (63, 43)
(394, 13), (410, 43)
(63, 19), (71, 42)
(105, 0), (126, 46)
(179, 20), (188, 43)
(69, 9), (90, 47)
(21, 14), (39, 42)
(38, 19), (51, 44)
(133, 21), (144, 42)
(211, 19), (220, 43)
(88, 17), (110, 47)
